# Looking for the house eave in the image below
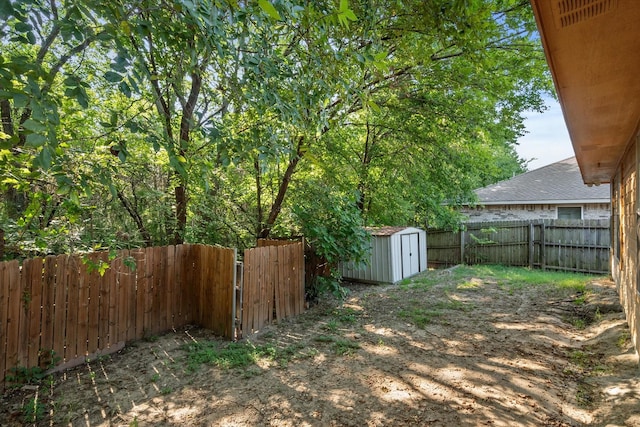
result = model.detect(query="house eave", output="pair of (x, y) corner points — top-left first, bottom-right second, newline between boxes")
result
(530, 0), (640, 185)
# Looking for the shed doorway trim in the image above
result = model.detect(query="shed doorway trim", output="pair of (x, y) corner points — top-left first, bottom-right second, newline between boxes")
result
(401, 233), (420, 279)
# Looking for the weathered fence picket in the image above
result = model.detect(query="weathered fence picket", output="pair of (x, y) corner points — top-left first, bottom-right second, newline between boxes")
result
(428, 219), (610, 274)
(0, 241), (306, 390)
(239, 240), (305, 339)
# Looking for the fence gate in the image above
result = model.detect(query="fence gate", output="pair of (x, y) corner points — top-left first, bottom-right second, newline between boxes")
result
(236, 240), (305, 339)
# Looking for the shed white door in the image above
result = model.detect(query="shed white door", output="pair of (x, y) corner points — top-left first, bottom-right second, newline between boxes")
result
(401, 233), (420, 278)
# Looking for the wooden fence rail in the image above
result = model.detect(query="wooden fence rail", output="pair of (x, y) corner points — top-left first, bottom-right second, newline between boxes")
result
(0, 241), (305, 390)
(428, 219), (610, 274)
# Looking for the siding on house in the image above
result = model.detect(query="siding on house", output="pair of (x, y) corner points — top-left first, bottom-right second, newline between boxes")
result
(462, 203), (611, 223)
(611, 139), (639, 355)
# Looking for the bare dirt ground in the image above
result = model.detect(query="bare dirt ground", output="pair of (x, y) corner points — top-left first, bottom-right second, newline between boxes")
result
(1, 266), (639, 426)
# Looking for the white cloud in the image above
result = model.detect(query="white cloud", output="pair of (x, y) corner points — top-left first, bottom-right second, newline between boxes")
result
(516, 97), (575, 170)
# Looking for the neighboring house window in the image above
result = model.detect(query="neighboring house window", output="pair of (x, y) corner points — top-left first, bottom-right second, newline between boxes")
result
(557, 206), (582, 219)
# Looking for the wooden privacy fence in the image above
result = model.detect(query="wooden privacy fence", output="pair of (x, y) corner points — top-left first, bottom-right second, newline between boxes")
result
(238, 239), (305, 338)
(0, 241), (305, 390)
(428, 219), (610, 274)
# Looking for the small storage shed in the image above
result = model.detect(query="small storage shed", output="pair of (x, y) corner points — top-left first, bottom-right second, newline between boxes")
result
(340, 226), (427, 284)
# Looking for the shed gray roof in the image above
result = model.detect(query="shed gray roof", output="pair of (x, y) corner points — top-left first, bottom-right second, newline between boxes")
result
(473, 157), (610, 205)
(365, 226), (423, 236)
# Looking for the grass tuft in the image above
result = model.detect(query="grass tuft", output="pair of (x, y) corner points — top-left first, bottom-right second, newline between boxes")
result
(182, 341), (276, 371)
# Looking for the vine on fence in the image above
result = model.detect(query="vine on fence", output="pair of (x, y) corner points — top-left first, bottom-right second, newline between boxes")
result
(465, 227), (497, 264)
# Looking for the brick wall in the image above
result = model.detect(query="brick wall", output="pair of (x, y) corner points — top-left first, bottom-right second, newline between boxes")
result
(460, 203), (610, 223)
(612, 141), (639, 357)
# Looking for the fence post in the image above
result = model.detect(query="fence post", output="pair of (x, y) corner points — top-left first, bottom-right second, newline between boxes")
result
(231, 248), (238, 340)
(540, 222), (546, 270)
(528, 222), (534, 268)
(460, 229), (465, 265)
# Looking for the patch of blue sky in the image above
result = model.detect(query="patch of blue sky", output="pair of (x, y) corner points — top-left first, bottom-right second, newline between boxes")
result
(516, 95), (574, 171)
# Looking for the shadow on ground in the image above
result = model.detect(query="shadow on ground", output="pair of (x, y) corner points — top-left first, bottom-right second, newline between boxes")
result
(1, 271), (638, 426)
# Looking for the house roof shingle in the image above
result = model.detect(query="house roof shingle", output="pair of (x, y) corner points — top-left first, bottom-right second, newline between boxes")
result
(474, 157), (610, 205)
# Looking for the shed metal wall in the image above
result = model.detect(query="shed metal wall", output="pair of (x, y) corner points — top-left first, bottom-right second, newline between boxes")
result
(340, 227), (427, 284)
(340, 235), (393, 284)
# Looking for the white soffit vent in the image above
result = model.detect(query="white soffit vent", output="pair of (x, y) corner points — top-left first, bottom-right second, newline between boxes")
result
(554, 0), (618, 28)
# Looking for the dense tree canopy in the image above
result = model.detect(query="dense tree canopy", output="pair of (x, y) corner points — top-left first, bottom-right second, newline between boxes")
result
(0, 0), (552, 265)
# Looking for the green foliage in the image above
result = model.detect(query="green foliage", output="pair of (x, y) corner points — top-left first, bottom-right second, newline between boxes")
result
(397, 297), (470, 328)
(468, 228), (498, 245)
(293, 183), (370, 298)
(183, 341), (266, 371)
(333, 307), (360, 324)
(294, 186), (370, 260)
(181, 340), (312, 371)
(21, 397), (46, 423)
(332, 338), (360, 355)
(5, 349), (60, 388)
(617, 330), (631, 349)
(313, 275), (348, 299)
(6, 365), (47, 388)
(0, 0), (553, 261)
(323, 306), (360, 330)
(493, 266), (591, 292)
(313, 335), (336, 343)
(398, 307), (438, 329)
(409, 265), (596, 295)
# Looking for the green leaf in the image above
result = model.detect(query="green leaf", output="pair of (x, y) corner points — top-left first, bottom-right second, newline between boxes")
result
(22, 119), (47, 133)
(57, 184), (71, 195)
(75, 87), (89, 108)
(367, 99), (381, 113)
(96, 30), (112, 41)
(25, 133), (47, 147)
(0, 1), (14, 19)
(13, 93), (28, 108)
(120, 21), (131, 36)
(14, 22), (31, 33)
(69, 190), (80, 206)
(2, 177), (19, 186)
(258, 0), (281, 20)
(119, 81), (131, 97)
(104, 71), (123, 82)
(38, 146), (53, 170)
(63, 76), (78, 87)
(344, 10), (357, 21)
(110, 110), (118, 127)
(108, 183), (117, 199)
(337, 0), (357, 27)
(123, 256), (137, 271)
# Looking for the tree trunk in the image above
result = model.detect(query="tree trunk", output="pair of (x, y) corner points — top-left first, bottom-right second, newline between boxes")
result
(356, 120), (373, 214)
(258, 136), (305, 239)
(173, 70), (202, 245)
(356, 182), (366, 213)
(0, 228), (4, 260)
(255, 158), (264, 236)
(116, 191), (153, 246)
(173, 182), (187, 245)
